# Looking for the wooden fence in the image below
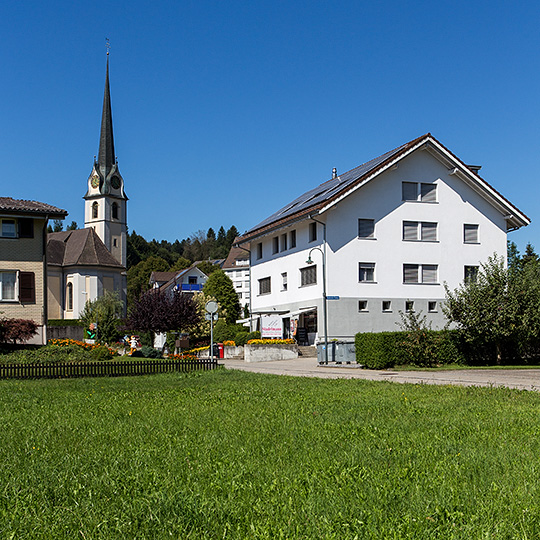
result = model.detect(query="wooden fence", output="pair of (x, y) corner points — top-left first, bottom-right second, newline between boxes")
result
(0, 357), (219, 380)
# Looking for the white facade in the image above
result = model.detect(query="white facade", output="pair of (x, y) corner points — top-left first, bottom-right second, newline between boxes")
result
(224, 261), (250, 304)
(241, 136), (529, 343)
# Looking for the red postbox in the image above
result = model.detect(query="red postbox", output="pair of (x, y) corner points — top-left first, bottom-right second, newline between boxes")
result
(218, 343), (224, 359)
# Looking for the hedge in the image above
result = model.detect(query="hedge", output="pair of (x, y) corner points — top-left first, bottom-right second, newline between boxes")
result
(355, 329), (465, 369)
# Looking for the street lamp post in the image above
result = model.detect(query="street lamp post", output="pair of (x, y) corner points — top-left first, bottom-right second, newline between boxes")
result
(306, 247), (328, 365)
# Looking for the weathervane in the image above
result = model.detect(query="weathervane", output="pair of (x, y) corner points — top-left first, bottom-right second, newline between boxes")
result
(106, 38), (111, 56)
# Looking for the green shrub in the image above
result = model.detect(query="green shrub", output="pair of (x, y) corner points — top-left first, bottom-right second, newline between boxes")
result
(247, 331), (261, 342)
(90, 345), (114, 362)
(141, 345), (162, 358)
(47, 319), (82, 327)
(355, 332), (404, 369)
(234, 331), (249, 346)
(356, 329), (466, 369)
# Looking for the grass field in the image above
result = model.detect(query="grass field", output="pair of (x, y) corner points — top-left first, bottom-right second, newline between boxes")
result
(1, 369), (540, 539)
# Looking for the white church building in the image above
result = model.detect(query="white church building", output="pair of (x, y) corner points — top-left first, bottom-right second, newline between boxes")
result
(237, 134), (530, 344)
(47, 53), (127, 319)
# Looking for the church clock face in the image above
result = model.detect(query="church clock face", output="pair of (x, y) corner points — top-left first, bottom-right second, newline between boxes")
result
(90, 174), (100, 188)
(111, 176), (121, 189)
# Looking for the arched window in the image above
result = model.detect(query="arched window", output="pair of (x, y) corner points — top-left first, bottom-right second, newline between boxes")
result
(66, 282), (73, 311)
(92, 202), (98, 219)
(112, 202), (119, 220)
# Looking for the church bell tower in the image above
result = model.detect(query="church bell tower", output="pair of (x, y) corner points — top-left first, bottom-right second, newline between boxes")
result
(84, 51), (128, 267)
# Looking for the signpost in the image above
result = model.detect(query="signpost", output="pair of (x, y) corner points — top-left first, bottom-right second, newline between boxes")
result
(205, 301), (219, 360)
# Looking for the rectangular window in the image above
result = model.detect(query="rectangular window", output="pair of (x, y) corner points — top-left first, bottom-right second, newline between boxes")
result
(402, 182), (437, 202)
(403, 264), (438, 284)
(18, 218), (34, 238)
(358, 300), (368, 311)
(428, 301), (437, 312)
(280, 234), (287, 252)
(402, 182), (418, 201)
(272, 237), (279, 254)
(405, 300), (414, 312)
(464, 265), (479, 283)
(309, 222), (317, 242)
(289, 230), (296, 248)
(403, 221), (437, 241)
(281, 272), (288, 291)
(359, 263), (375, 282)
(236, 281), (242, 288)
(300, 266), (317, 286)
(0, 271), (17, 301)
(464, 224), (479, 244)
(256, 243), (263, 259)
(422, 265), (438, 283)
(1, 220), (16, 238)
(420, 183), (437, 202)
(259, 277), (271, 295)
(382, 300), (391, 312)
(358, 219), (375, 238)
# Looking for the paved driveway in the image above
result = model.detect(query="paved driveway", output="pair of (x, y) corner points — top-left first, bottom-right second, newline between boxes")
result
(221, 357), (540, 392)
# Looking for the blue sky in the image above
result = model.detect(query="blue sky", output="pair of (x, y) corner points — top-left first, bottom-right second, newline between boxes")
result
(1, 0), (539, 252)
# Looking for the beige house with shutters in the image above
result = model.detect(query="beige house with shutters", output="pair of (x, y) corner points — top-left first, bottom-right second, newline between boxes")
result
(0, 197), (67, 344)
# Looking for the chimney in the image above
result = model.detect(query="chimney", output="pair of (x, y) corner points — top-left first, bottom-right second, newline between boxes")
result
(332, 167), (337, 179)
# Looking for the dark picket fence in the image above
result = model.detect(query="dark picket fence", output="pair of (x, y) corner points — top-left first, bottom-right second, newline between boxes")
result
(0, 357), (219, 380)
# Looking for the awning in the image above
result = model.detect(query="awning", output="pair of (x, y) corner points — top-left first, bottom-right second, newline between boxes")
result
(282, 306), (317, 319)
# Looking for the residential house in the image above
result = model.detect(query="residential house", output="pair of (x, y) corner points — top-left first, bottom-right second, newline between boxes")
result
(0, 197), (67, 344)
(222, 244), (250, 312)
(237, 134), (529, 344)
(149, 266), (209, 295)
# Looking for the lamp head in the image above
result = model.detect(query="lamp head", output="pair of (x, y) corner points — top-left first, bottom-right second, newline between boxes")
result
(306, 257), (313, 265)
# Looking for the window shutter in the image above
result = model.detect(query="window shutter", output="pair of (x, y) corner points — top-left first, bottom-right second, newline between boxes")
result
(420, 183), (437, 202)
(403, 264), (419, 283)
(403, 221), (418, 241)
(421, 222), (437, 241)
(402, 182), (417, 201)
(464, 224), (478, 243)
(422, 265), (438, 283)
(358, 219), (375, 238)
(18, 218), (34, 238)
(19, 272), (35, 303)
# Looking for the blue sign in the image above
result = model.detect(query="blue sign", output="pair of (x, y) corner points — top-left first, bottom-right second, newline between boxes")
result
(327, 295), (340, 300)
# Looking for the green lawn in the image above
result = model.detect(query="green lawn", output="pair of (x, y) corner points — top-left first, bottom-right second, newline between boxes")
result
(1, 370), (540, 539)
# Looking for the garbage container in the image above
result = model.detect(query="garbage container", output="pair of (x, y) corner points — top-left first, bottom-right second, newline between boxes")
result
(212, 344), (220, 358)
(317, 342), (336, 363)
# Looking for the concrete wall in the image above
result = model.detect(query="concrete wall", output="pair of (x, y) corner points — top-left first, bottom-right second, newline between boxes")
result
(244, 344), (298, 362)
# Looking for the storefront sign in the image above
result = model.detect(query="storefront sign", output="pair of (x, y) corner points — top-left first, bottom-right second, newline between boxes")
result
(261, 315), (282, 339)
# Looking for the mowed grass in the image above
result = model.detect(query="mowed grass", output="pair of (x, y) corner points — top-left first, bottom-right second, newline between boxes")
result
(1, 371), (540, 539)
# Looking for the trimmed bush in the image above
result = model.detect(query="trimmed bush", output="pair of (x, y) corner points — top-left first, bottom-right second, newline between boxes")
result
(234, 331), (249, 346)
(90, 345), (114, 362)
(356, 329), (465, 369)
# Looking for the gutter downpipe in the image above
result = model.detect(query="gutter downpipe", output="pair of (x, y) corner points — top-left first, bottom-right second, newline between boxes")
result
(309, 215), (328, 365)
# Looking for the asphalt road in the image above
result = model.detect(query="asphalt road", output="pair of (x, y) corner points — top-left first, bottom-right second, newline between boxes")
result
(221, 357), (540, 392)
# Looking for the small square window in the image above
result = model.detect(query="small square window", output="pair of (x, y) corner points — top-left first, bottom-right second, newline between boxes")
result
(300, 266), (317, 286)
(259, 277), (271, 295)
(428, 301), (437, 312)
(1, 220), (16, 238)
(420, 183), (437, 202)
(359, 263), (375, 282)
(402, 182), (418, 201)
(358, 300), (368, 312)
(382, 300), (391, 312)
(464, 265), (479, 283)
(405, 300), (414, 312)
(464, 224), (479, 244)
(358, 219), (375, 238)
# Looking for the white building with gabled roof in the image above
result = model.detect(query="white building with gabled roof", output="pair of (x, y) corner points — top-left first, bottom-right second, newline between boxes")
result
(237, 133), (530, 344)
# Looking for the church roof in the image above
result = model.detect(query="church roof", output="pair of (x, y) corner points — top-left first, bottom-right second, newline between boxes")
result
(0, 197), (67, 217)
(47, 228), (124, 269)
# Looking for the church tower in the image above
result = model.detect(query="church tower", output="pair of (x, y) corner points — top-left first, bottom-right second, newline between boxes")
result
(84, 52), (128, 267)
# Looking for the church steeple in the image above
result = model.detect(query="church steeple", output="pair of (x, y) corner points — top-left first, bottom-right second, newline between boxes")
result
(97, 54), (115, 180)
(84, 49), (128, 269)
